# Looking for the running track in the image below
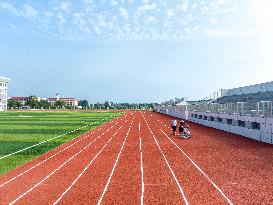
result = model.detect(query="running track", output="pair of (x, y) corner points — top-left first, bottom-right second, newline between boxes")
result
(0, 111), (272, 204)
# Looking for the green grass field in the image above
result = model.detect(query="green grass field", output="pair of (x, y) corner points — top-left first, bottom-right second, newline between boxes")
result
(0, 111), (122, 175)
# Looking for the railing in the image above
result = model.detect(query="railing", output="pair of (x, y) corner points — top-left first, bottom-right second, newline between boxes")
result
(158, 101), (273, 118)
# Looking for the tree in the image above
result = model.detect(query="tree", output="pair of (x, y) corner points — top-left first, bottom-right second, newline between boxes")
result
(79, 100), (89, 109)
(25, 96), (39, 109)
(7, 99), (21, 109)
(94, 103), (102, 109)
(103, 101), (110, 109)
(55, 100), (66, 109)
(39, 100), (50, 109)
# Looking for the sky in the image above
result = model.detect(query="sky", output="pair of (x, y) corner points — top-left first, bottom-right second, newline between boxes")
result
(0, 0), (273, 103)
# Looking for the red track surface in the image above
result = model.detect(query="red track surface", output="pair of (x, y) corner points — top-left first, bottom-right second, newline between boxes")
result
(0, 111), (272, 205)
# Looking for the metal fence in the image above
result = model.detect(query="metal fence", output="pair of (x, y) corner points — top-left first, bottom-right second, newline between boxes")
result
(163, 101), (273, 118)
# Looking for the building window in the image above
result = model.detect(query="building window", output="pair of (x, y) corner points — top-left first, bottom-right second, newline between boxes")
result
(251, 122), (260, 130)
(227, 119), (232, 125)
(238, 120), (245, 127)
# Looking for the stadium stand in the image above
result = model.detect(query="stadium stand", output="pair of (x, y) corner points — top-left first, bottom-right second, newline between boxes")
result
(155, 81), (273, 144)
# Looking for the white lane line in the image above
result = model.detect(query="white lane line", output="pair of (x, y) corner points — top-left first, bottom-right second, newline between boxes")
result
(9, 149), (84, 205)
(142, 113), (189, 205)
(5, 120), (124, 204)
(139, 123), (144, 205)
(113, 125), (123, 136)
(8, 120), (121, 205)
(53, 122), (128, 205)
(160, 129), (233, 205)
(0, 115), (116, 161)
(52, 138), (113, 205)
(0, 115), (126, 189)
(97, 117), (135, 205)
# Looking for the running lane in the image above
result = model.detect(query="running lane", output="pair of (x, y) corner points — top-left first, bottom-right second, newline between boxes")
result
(0, 113), (129, 204)
(139, 112), (187, 204)
(52, 113), (136, 204)
(95, 112), (142, 204)
(142, 112), (232, 205)
(147, 111), (273, 205)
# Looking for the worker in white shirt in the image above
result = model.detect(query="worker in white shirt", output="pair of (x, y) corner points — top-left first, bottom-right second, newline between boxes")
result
(171, 119), (177, 135)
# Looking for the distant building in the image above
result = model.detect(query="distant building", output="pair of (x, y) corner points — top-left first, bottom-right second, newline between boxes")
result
(9, 94), (78, 109)
(47, 97), (79, 107)
(9, 97), (28, 105)
(0, 76), (10, 111)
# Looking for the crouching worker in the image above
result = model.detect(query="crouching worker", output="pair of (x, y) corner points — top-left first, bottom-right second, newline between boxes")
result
(179, 120), (191, 139)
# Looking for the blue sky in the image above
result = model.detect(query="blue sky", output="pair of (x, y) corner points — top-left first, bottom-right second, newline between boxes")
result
(0, 0), (273, 103)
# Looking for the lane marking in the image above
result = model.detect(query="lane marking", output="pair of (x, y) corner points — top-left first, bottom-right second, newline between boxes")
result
(97, 117), (135, 205)
(0, 115), (126, 189)
(0, 115), (117, 161)
(9, 149), (84, 205)
(142, 113), (189, 205)
(139, 123), (144, 205)
(53, 121), (129, 204)
(6, 118), (125, 204)
(160, 129), (233, 205)
(52, 138), (113, 205)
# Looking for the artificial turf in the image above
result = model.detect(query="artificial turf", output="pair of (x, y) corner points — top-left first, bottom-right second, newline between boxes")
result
(0, 111), (121, 175)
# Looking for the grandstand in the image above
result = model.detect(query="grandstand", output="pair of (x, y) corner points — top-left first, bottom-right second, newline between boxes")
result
(155, 81), (273, 144)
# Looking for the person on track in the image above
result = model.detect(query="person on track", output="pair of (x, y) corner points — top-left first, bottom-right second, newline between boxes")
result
(179, 120), (190, 138)
(179, 121), (184, 136)
(171, 119), (177, 135)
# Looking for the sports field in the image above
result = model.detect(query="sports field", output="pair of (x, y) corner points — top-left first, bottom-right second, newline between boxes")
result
(0, 111), (121, 175)
(0, 111), (272, 204)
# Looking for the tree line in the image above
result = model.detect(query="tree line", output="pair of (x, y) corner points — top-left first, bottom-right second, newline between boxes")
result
(7, 96), (158, 110)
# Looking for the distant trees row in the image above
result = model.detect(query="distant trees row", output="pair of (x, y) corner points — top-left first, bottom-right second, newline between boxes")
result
(7, 96), (158, 110)
(91, 101), (158, 110)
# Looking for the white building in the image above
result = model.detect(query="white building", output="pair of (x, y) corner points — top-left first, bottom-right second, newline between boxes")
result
(47, 97), (79, 107)
(0, 76), (10, 111)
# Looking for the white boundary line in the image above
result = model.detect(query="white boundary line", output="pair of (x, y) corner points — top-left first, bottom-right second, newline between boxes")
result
(160, 129), (233, 205)
(8, 148), (85, 205)
(0, 115), (117, 161)
(142, 113), (189, 205)
(53, 123), (126, 205)
(97, 117), (135, 205)
(0, 115), (126, 189)
(139, 123), (144, 205)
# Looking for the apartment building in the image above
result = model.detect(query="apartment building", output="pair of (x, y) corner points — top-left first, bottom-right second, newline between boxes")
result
(0, 76), (10, 111)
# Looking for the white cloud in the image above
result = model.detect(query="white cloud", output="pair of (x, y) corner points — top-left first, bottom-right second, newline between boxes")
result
(57, 13), (66, 25)
(166, 9), (174, 18)
(0, 2), (19, 16)
(111, 0), (118, 6)
(97, 14), (108, 27)
(0, 0), (244, 42)
(146, 16), (156, 23)
(23, 5), (38, 18)
(60, 2), (70, 12)
(137, 3), (157, 13)
(210, 18), (218, 25)
(177, 0), (189, 13)
(93, 25), (101, 34)
(119, 7), (129, 21)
